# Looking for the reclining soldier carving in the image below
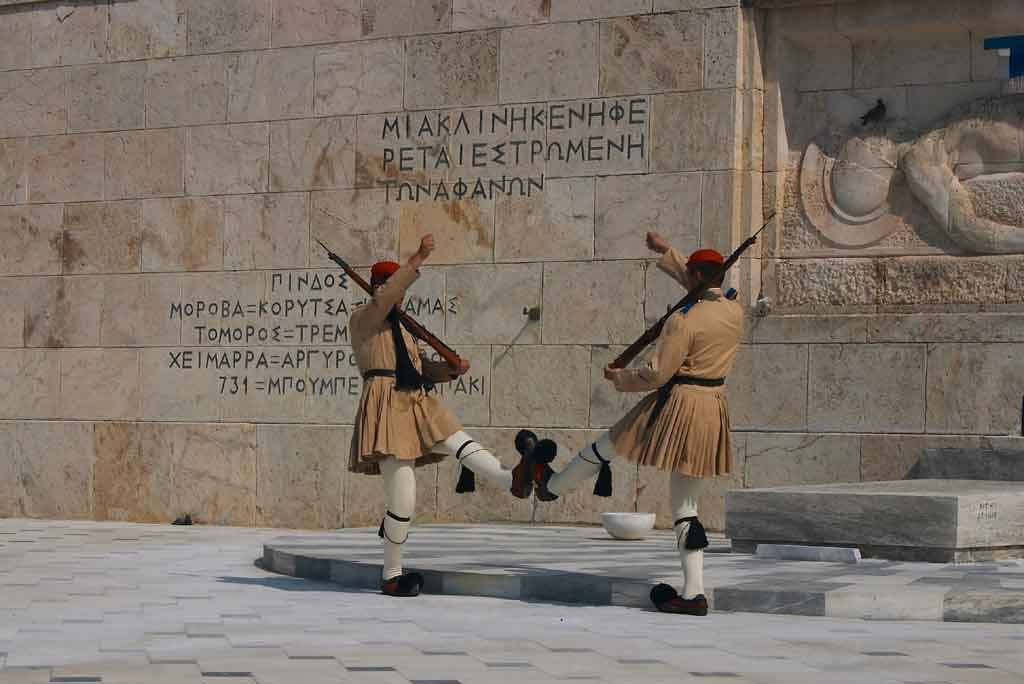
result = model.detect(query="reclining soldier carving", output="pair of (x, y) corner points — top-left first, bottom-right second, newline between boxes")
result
(800, 94), (1024, 254)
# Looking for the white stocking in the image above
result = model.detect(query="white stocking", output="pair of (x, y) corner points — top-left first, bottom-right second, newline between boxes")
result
(547, 431), (618, 497)
(379, 457), (415, 581)
(437, 431), (513, 490)
(670, 472), (706, 599)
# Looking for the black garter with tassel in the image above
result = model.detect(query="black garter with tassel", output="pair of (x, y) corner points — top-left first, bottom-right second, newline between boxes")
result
(592, 444), (612, 497)
(675, 516), (709, 550)
(455, 440), (476, 493)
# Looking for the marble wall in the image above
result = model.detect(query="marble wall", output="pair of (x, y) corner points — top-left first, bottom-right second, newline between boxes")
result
(1, 0), (1023, 531)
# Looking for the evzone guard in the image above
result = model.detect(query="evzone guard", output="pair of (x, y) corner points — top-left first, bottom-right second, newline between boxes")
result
(344, 234), (520, 598)
(510, 231), (751, 616)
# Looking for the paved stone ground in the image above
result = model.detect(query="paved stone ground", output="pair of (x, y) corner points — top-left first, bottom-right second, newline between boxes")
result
(264, 524), (1024, 623)
(3, 520), (1024, 684)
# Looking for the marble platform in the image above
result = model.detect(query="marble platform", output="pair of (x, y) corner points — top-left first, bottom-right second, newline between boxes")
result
(261, 523), (1024, 623)
(726, 479), (1024, 562)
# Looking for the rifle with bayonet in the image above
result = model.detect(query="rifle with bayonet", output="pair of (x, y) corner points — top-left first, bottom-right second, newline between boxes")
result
(609, 213), (775, 370)
(315, 239), (464, 369)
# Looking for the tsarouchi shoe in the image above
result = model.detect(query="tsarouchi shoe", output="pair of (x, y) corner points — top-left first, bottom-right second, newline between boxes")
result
(512, 430), (558, 501)
(650, 583), (708, 616)
(381, 572), (424, 597)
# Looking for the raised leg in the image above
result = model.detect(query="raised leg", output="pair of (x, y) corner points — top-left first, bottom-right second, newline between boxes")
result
(437, 430), (513, 491)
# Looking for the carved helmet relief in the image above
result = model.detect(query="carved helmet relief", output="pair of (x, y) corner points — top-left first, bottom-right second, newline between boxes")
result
(800, 95), (1024, 254)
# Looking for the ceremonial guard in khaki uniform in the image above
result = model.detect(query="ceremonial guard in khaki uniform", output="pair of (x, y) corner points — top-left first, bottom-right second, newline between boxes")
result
(349, 235), (516, 598)
(512, 232), (744, 616)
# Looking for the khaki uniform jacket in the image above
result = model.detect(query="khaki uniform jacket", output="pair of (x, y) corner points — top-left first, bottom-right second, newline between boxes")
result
(348, 263), (462, 475)
(608, 248), (744, 478)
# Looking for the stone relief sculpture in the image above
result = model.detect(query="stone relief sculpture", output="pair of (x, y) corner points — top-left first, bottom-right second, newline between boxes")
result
(800, 95), (1024, 254)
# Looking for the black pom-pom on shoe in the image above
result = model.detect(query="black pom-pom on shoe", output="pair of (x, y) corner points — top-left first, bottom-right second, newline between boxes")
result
(515, 429), (538, 457)
(650, 583), (679, 607)
(532, 438), (557, 464)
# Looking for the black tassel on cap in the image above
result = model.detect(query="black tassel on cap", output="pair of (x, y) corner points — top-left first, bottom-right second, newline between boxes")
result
(591, 444), (612, 497)
(455, 465), (476, 493)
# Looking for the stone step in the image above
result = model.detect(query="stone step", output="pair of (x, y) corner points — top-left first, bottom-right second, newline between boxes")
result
(726, 479), (1024, 563)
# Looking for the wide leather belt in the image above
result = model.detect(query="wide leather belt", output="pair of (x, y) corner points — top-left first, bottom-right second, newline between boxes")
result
(362, 369), (396, 380)
(647, 374), (725, 428)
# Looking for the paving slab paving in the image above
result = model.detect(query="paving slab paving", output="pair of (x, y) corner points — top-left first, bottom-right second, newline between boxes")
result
(4, 518), (1024, 684)
(263, 523), (1024, 623)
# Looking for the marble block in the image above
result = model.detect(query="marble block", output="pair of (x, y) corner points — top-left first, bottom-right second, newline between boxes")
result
(909, 448), (1024, 482)
(727, 479), (1024, 562)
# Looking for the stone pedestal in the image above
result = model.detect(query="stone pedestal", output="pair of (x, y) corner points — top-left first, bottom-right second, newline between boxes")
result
(727, 479), (1024, 563)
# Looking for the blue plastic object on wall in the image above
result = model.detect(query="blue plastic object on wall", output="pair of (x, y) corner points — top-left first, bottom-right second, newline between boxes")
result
(984, 36), (1024, 79)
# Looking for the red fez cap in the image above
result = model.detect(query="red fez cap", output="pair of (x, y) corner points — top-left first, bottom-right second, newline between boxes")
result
(687, 249), (724, 267)
(370, 261), (401, 284)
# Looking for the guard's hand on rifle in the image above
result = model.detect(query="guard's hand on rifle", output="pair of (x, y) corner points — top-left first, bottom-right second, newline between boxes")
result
(646, 231), (670, 255)
(453, 358), (471, 376)
(603, 364), (620, 382)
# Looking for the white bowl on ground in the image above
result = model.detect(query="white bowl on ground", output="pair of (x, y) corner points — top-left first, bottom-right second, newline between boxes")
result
(601, 512), (656, 540)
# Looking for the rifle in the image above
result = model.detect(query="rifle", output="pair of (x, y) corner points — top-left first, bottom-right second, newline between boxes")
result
(315, 239), (464, 369)
(609, 213), (775, 370)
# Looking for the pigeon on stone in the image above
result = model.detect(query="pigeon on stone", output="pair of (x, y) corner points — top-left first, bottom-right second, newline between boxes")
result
(172, 513), (193, 526)
(860, 99), (886, 126)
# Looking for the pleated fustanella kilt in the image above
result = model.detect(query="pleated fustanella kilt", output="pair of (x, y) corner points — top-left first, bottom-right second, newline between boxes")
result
(609, 383), (732, 477)
(348, 377), (462, 475)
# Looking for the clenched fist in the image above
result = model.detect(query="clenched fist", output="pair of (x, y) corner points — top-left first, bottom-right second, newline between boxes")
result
(418, 234), (436, 259)
(646, 231), (670, 255)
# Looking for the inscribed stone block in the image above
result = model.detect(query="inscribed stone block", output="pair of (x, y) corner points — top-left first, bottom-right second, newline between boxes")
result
(499, 22), (599, 103)
(270, 116), (356, 191)
(108, 0), (187, 61)
(926, 343), (1024, 435)
(224, 193), (310, 270)
(445, 263), (541, 345)
(495, 177), (594, 262)
(141, 197), (225, 272)
(406, 31), (499, 109)
(301, 347), (364, 425)
(219, 346), (306, 423)
(187, 0), (271, 53)
(0, 138), (27, 205)
(179, 271), (268, 334)
(491, 345), (590, 427)
(397, 199), (495, 265)
(0, 421), (94, 519)
(310, 189), (399, 267)
(542, 261), (645, 344)
(315, 40), (404, 117)
(0, 350), (60, 419)
(186, 123), (269, 195)
(23, 276), (103, 347)
(423, 345), (491, 427)
(271, 0), (360, 47)
(62, 201), (141, 274)
(0, 204), (62, 276)
(545, 97), (650, 178)
(140, 348), (220, 420)
(59, 349), (141, 420)
(551, 0), (650, 21)
(104, 129), (186, 200)
(99, 274), (182, 346)
(596, 173), (701, 259)
(652, 90), (739, 172)
(360, 0), (452, 38)
(145, 55), (228, 127)
(435, 427), (532, 523)
(745, 432), (861, 489)
(0, 69), (66, 138)
(808, 344), (926, 433)
(98, 422), (257, 525)
(67, 63), (146, 133)
(728, 343), (808, 432)
(256, 425), (348, 528)
(26, 134), (105, 204)
(453, 0), (549, 30)
(852, 31), (971, 89)
(354, 112), (450, 189)
(599, 14), (702, 96)
(228, 48), (316, 122)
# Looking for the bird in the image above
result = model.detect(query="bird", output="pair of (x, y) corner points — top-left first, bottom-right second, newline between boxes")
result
(172, 513), (193, 526)
(860, 99), (886, 126)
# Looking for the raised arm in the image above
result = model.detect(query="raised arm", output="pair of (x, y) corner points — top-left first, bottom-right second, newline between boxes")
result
(647, 231), (694, 290)
(605, 313), (692, 393)
(356, 235), (435, 330)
